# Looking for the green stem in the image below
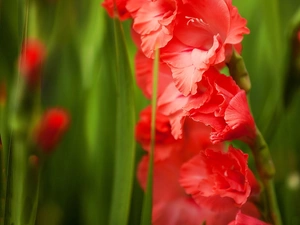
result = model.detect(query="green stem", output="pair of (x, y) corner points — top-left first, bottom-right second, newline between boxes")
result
(7, 77), (41, 225)
(251, 129), (275, 179)
(0, 99), (7, 225)
(7, 0), (42, 214)
(140, 48), (159, 225)
(263, 179), (282, 225)
(11, 134), (27, 225)
(250, 128), (282, 225)
(228, 49), (282, 225)
(0, 138), (4, 225)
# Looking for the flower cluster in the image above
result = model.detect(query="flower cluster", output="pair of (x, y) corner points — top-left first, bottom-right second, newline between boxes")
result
(103, 0), (268, 224)
(136, 109), (262, 225)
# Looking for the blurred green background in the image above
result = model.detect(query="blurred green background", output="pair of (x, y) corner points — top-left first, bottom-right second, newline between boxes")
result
(0, 0), (300, 224)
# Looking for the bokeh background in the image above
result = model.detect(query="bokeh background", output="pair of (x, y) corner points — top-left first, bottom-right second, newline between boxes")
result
(0, 0), (300, 224)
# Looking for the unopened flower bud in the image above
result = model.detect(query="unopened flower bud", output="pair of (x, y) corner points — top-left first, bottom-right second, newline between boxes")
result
(19, 39), (46, 86)
(35, 108), (70, 153)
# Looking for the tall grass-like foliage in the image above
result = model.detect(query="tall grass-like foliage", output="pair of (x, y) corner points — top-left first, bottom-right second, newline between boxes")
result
(0, 0), (300, 225)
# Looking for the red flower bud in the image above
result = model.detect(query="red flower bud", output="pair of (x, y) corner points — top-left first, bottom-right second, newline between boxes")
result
(19, 39), (46, 86)
(35, 108), (70, 153)
(0, 82), (6, 106)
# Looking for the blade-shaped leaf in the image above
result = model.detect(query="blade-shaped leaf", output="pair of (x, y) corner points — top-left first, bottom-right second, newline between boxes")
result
(108, 18), (136, 225)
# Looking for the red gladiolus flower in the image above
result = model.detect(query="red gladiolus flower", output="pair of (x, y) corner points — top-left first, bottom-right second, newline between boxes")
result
(127, 0), (178, 58)
(138, 154), (206, 225)
(136, 106), (260, 224)
(102, 0), (131, 20)
(135, 105), (183, 161)
(228, 211), (270, 225)
(134, 48), (255, 144)
(158, 67), (256, 144)
(134, 49), (188, 138)
(137, 135), (260, 224)
(35, 108), (70, 153)
(19, 39), (46, 86)
(136, 115), (228, 224)
(135, 50), (174, 99)
(182, 118), (225, 157)
(180, 146), (257, 211)
(160, 0), (249, 95)
(184, 69), (256, 144)
(138, 143), (222, 224)
(135, 103), (224, 161)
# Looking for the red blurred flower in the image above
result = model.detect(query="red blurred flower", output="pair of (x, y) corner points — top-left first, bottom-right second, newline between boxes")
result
(28, 155), (39, 168)
(102, 0), (131, 20)
(228, 211), (270, 225)
(180, 145), (258, 211)
(19, 39), (46, 86)
(0, 82), (6, 106)
(35, 108), (70, 153)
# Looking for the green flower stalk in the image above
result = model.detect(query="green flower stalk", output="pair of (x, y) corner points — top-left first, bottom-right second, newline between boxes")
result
(250, 128), (282, 225)
(140, 47), (159, 225)
(0, 82), (7, 225)
(228, 50), (283, 225)
(6, 39), (45, 225)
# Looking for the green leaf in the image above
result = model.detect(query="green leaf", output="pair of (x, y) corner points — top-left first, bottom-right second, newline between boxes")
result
(82, 17), (117, 225)
(108, 18), (136, 225)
